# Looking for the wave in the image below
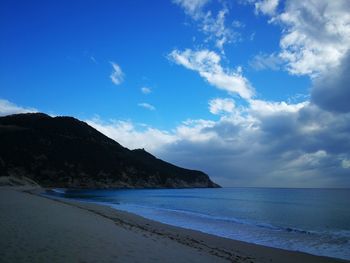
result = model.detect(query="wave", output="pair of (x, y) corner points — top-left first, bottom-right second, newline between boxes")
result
(45, 190), (350, 243)
(48, 188), (67, 194)
(113, 203), (350, 244)
(111, 202), (350, 260)
(116, 203), (291, 231)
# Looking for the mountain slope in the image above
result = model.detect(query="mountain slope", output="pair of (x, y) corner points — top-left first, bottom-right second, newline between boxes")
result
(0, 113), (219, 188)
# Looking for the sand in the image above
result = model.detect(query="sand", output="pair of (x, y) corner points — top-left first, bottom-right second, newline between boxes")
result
(0, 187), (347, 263)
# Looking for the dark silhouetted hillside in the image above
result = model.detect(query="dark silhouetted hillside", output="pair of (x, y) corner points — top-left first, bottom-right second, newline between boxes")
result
(0, 113), (219, 188)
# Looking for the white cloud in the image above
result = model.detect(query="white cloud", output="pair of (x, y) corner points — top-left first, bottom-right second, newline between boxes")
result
(232, 20), (245, 28)
(283, 150), (328, 170)
(249, 52), (283, 71)
(169, 49), (254, 99)
(248, 1), (350, 77)
(141, 87), (152, 94)
(86, 118), (177, 152)
(110, 62), (124, 85)
(0, 99), (38, 116)
(342, 159), (350, 169)
(276, 0), (350, 77)
(176, 119), (216, 142)
(173, 0), (238, 52)
(86, 117), (216, 152)
(249, 99), (308, 116)
(209, 98), (235, 115)
(255, 0), (279, 15)
(201, 7), (237, 51)
(173, 0), (210, 18)
(266, 1), (350, 115)
(138, 102), (156, 111)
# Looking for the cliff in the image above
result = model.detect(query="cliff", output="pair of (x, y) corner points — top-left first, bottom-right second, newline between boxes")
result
(0, 113), (220, 188)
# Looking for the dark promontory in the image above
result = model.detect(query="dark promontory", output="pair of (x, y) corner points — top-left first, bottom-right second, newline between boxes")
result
(0, 113), (219, 188)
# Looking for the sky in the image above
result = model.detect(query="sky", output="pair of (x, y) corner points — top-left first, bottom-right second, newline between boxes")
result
(1, 0), (350, 188)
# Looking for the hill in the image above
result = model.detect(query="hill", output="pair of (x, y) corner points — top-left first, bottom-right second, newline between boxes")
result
(0, 113), (219, 188)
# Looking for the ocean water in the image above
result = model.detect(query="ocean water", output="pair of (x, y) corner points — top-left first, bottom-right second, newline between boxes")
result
(46, 187), (350, 260)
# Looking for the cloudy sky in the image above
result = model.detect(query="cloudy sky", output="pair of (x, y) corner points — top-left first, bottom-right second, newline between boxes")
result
(1, 0), (350, 187)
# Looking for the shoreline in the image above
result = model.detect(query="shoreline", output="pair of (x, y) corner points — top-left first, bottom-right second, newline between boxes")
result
(0, 187), (347, 263)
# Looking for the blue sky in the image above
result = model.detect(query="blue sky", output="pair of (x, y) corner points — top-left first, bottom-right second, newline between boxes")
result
(1, 0), (350, 187)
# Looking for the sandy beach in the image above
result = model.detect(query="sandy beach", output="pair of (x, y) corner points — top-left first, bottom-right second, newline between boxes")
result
(0, 187), (346, 263)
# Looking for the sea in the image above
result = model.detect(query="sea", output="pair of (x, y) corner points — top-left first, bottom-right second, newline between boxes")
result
(46, 187), (350, 260)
